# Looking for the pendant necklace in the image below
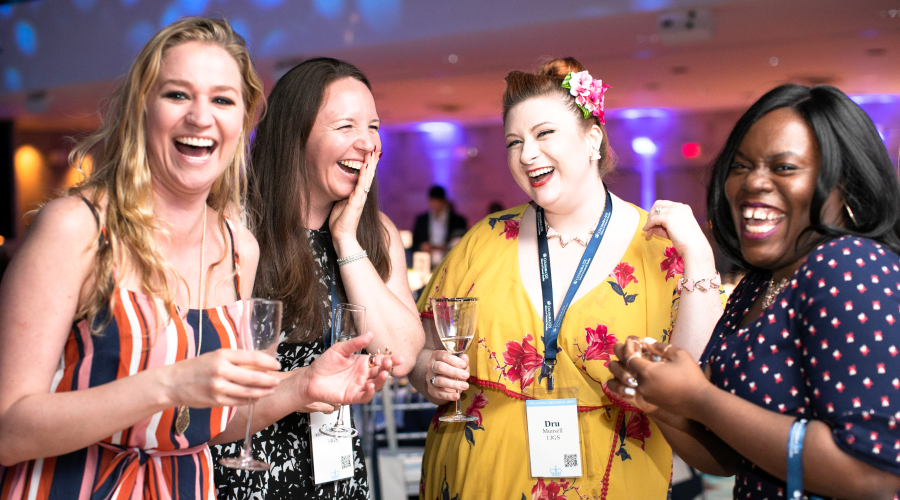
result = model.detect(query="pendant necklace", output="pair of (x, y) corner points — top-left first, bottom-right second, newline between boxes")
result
(546, 218), (601, 248)
(175, 204), (206, 436)
(761, 276), (788, 310)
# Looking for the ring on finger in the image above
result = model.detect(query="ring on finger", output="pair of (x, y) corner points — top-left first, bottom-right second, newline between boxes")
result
(662, 344), (673, 356)
(625, 352), (643, 368)
(431, 360), (437, 375)
(655, 206), (662, 215)
(368, 353), (376, 367)
(429, 375), (438, 387)
(364, 187), (370, 193)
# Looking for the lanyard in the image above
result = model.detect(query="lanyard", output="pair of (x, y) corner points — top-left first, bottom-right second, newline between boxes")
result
(536, 189), (613, 390)
(787, 419), (824, 500)
(325, 261), (338, 348)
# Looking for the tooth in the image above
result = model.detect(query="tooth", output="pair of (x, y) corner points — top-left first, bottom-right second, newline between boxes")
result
(743, 208), (753, 219)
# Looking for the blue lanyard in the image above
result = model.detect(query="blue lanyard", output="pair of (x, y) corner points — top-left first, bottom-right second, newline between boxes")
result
(325, 263), (338, 348)
(787, 419), (824, 500)
(536, 189), (613, 390)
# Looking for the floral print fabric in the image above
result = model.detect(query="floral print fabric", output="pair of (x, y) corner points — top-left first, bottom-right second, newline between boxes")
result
(700, 236), (900, 500)
(418, 202), (690, 500)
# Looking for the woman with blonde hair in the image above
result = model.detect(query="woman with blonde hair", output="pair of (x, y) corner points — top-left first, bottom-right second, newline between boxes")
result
(409, 57), (724, 499)
(0, 17), (394, 499)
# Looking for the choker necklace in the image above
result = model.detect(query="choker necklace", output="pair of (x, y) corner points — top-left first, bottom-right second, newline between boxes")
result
(762, 276), (788, 309)
(546, 218), (600, 248)
(174, 203), (207, 436)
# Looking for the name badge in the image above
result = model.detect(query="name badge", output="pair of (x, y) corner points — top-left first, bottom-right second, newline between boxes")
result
(310, 411), (355, 484)
(525, 398), (582, 478)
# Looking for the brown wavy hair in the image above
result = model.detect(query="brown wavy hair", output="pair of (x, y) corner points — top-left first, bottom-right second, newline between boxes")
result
(67, 17), (265, 333)
(247, 57), (391, 343)
(502, 57), (615, 176)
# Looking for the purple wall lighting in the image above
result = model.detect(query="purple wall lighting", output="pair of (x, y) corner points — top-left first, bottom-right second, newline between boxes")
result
(850, 94), (900, 168)
(414, 121), (463, 196)
(631, 137), (658, 211)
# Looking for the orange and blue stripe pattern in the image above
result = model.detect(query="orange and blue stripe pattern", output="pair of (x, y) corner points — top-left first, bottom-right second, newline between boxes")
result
(0, 219), (245, 500)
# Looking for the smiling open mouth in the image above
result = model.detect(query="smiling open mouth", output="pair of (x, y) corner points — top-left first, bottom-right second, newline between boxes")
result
(174, 136), (217, 159)
(742, 207), (785, 235)
(527, 167), (555, 186)
(338, 159), (363, 176)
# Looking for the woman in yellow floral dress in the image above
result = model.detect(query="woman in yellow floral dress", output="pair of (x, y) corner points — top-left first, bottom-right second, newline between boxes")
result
(408, 57), (725, 499)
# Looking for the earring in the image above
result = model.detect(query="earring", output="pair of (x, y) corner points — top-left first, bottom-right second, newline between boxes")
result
(590, 146), (602, 161)
(844, 203), (858, 227)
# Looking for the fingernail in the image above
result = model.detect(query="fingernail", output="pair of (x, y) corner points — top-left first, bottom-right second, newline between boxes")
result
(626, 377), (638, 387)
(624, 387), (636, 396)
(643, 337), (657, 345)
(651, 355), (662, 362)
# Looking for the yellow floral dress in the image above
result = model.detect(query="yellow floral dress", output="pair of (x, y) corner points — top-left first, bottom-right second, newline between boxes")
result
(417, 202), (688, 500)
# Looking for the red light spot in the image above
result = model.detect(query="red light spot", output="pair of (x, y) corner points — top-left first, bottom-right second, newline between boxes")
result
(681, 143), (701, 158)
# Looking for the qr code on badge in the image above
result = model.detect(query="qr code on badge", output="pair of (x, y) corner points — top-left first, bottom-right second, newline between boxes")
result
(341, 454), (352, 469)
(563, 454), (578, 468)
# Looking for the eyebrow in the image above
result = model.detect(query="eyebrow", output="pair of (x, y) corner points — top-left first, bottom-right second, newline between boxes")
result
(333, 117), (382, 125)
(505, 121), (556, 138)
(734, 149), (806, 162)
(159, 79), (238, 94)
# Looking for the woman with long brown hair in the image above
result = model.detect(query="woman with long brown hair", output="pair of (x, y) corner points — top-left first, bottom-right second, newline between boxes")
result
(0, 18), (394, 499)
(211, 58), (423, 499)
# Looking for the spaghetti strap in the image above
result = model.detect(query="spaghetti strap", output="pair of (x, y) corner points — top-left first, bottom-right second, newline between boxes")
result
(75, 192), (106, 248)
(223, 216), (242, 299)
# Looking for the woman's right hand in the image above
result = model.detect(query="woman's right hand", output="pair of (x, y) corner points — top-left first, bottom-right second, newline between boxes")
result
(163, 349), (281, 408)
(426, 351), (471, 401)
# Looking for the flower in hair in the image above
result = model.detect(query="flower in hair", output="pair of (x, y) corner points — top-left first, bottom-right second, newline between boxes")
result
(561, 70), (611, 124)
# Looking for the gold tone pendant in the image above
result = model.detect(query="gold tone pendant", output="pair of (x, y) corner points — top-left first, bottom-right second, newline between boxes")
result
(175, 405), (190, 435)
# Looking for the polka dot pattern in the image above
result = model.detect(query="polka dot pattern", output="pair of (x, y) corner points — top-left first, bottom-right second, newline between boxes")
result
(700, 236), (900, 500)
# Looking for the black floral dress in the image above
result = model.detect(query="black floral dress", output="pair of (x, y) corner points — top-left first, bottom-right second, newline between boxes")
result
(211, 227), (369, 499)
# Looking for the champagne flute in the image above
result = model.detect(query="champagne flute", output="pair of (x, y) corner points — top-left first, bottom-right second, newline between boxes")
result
(320, 303), (366, 438)
(219, 298), (282, 471)
(432, 297), (478, 422)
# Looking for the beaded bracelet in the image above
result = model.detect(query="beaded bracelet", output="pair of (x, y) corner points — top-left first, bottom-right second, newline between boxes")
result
(337, 250), (368, 266)
(676, 272), (721, 293)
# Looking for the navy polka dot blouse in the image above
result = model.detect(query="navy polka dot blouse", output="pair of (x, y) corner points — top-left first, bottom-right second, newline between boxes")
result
(700, 236), (900, 500)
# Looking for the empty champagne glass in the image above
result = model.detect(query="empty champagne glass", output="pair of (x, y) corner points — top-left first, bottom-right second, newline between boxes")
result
(432, 297), (478, 422)
(218, 298), (282, 471)
(320, 303), (365, 438)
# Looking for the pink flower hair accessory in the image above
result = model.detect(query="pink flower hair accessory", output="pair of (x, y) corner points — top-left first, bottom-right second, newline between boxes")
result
(561, 70), (611, 124)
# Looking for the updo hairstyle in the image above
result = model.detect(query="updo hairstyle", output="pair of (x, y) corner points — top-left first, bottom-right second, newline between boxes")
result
(502, 57), (614, 176)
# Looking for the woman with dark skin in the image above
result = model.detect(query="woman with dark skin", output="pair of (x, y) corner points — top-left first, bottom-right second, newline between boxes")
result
(608, 84), (900, 500)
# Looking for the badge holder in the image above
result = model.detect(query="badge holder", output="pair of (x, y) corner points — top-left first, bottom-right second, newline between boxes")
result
(525, 191), (611, 481)
(525, 363), (583, 479)
(310, 411), (355, 484)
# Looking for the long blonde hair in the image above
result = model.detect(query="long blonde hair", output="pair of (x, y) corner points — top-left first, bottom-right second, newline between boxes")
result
(67, 17), (265, 333)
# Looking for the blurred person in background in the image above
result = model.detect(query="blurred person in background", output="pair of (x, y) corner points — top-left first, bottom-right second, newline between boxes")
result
(408, 57), (724, 499)
(608, 84), (900, 500)
(412, 185), (468, 266)
(211, 57), (421, 500)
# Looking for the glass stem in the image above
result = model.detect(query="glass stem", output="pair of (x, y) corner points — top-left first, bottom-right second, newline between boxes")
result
(241, 400), (255, 460)
(455, 397), (463, 415)
(336, 405), (346, 426)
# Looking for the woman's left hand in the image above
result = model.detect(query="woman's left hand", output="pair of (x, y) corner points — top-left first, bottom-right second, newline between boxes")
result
(644, 201), (713, 265)
(607, 336), (712, 419)
(299, 331), (400, 408)
(329, 147), (380, 250)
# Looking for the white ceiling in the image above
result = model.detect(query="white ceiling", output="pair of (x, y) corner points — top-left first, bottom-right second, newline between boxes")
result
(4, 0), (900, 131)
